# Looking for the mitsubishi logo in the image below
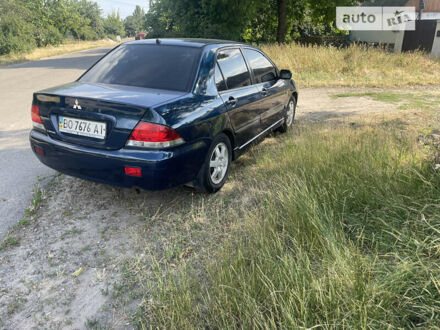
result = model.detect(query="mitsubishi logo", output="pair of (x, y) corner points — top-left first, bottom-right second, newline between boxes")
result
(73, 99), (82, 110)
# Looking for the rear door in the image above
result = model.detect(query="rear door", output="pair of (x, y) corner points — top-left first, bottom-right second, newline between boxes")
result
(243, 48), (288, 130)
(216, 48), (261, 148)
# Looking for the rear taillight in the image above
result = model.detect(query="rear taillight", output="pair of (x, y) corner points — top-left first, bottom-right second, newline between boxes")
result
(31, 105), (45, 131)
(124, 166), (142, 177)
(126, 122), (184, 149)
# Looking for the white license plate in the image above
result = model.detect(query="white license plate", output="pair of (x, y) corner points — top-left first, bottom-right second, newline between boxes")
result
(58, 116), (106, 140)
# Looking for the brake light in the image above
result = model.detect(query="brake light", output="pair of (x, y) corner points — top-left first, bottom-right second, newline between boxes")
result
(126, 122), (184, 148)
(31, 105), (45, 131)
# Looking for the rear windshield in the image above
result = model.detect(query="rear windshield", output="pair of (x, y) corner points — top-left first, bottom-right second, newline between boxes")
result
(79, 44), (201, 92)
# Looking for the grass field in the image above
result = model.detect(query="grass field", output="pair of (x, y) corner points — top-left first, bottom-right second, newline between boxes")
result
(0, 39), (118, 66)
(262, 43), (440, 88)
(113, 116), (440, 328)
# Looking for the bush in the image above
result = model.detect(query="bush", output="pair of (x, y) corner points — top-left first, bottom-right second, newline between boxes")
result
(0, 16), (35, 55)
(38, 25), (63, 47)
(77, 25), (99, 41)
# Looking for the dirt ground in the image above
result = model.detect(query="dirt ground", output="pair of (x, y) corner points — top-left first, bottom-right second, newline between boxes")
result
(0, 87), (438, 329)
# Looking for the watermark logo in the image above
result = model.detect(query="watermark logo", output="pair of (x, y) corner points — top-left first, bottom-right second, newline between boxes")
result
(336, 6), (416, 31)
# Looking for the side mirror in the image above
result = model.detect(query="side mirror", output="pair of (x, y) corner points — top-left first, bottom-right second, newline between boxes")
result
(279, 69), (292, 80)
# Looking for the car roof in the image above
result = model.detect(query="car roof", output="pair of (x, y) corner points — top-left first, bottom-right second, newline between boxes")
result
(124, 38), (247, 49)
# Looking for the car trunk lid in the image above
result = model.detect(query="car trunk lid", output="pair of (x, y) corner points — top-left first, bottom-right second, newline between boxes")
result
(34, 82), (187, 150)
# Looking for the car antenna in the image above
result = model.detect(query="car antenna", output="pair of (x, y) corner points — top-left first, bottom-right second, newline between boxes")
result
(156, 38), (161, 45)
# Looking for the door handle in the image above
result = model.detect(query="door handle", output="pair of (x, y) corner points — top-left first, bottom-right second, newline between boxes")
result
(226, 96), (237, 107)
(261, 88), (268, 96)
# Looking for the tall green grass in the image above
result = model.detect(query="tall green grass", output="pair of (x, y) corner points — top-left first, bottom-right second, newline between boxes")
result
(138, 125), (440, 329)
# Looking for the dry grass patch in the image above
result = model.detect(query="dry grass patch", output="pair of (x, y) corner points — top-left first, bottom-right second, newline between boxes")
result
(262, 43), (440, 88)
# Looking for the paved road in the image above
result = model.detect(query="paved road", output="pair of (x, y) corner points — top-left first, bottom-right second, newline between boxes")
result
(0, 46), (113, 240)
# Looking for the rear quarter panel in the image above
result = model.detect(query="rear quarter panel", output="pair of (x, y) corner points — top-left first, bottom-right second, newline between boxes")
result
(152, 94), (231, 146)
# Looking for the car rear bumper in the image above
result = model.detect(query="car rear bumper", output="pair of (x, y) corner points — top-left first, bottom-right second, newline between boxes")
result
(29, 130), (209, 190)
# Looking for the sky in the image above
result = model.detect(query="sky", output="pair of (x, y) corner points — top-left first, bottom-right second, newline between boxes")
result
(95, 0), (149, 18)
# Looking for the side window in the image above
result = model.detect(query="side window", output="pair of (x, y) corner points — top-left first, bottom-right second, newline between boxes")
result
(215, 63), (227, 92)
(243, 49), (277, 84)
(217, 48), (251, 90)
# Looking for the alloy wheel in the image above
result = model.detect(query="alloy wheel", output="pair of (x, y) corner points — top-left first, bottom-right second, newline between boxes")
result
(209, 142), (229, 185)
(286, 100), (295, 127)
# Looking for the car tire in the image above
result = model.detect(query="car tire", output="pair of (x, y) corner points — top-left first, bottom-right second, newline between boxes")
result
(196, 133), (232, 193)
(279, 96), (296, 133)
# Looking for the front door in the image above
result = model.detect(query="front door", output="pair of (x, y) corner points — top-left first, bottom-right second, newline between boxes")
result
(242, 48), (289, 129)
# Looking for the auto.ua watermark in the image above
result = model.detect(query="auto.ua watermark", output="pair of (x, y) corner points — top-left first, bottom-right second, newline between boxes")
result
(336, 6), (416, 31)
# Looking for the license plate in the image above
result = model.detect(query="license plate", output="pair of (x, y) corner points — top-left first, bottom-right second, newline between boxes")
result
(58, 116), (106, 140)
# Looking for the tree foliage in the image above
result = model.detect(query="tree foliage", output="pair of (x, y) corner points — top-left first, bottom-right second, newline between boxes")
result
(0, 0), (126, 56)
(144, 0), (358, 43)
(0, 0), (36, 54)
(125, 5), (146, 37)
(0, 0), (360, 56)
(103, 12), (126, 38)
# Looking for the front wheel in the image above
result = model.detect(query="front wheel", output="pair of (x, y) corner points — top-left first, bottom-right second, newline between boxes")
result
(279, 96), (296, 133)
(196, 133), (232, 193)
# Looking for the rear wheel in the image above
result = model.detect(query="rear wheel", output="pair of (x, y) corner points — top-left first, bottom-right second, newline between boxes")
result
(197, 133), (232, 193)
(279, 96), (296, 133)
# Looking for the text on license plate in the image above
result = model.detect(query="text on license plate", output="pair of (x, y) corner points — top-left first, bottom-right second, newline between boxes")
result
(58, 116), (106, 140)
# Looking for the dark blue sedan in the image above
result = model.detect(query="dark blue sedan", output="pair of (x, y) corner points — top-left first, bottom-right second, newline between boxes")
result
(30, 39), (298, 193)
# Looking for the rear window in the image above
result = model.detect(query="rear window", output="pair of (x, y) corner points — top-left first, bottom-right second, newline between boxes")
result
(79, 44), (201, 92)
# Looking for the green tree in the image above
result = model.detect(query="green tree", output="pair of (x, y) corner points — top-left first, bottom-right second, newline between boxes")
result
(145, 0), (260, 40)
(103, 11), (126, 38)
(307, 0), (361, 25)
(75, 0), (104, 39)
(144, 0), (359, 43)
(0, 0), (36, 54)
(0, 0), (108, 55)
(125, 5), (146, 37)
